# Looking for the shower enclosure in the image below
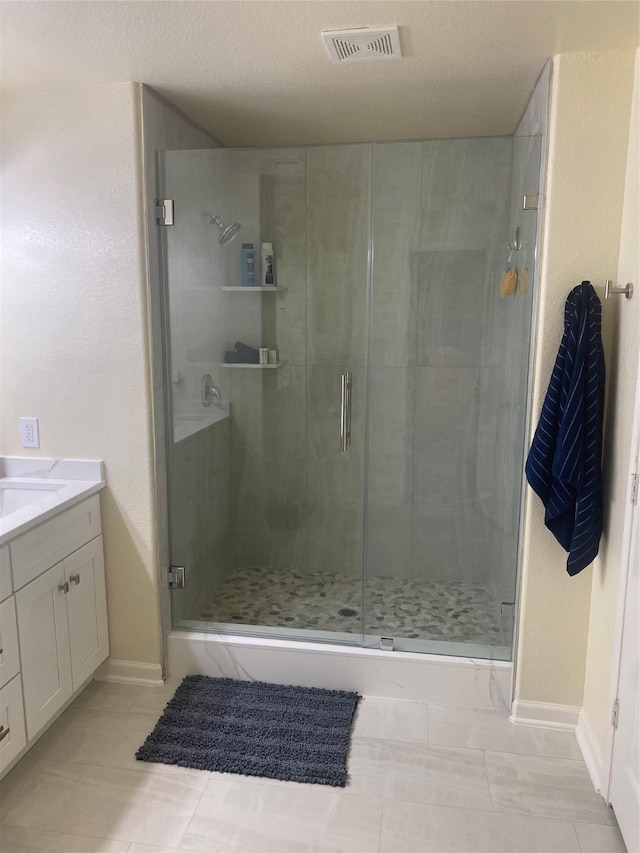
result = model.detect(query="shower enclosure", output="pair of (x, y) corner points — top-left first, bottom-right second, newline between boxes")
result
(158, 133), (542, 662)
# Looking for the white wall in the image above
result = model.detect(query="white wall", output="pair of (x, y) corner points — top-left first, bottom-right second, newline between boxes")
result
(515, 51), (636, 707)
(0, 83), (218, 672)
(581, 48), (640, 785)
(0, 83), (160, 666)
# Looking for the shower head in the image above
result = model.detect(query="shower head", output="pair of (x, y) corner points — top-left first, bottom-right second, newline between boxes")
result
(202, 212), (241, 246)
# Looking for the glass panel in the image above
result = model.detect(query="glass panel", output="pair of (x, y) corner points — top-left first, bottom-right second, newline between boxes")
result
(157, 131), (541, 660)
(305, 145), (371, 639)
(492, 131), (542, 649)
(365, 136), (541, 660)
(159, 146), (370, 645)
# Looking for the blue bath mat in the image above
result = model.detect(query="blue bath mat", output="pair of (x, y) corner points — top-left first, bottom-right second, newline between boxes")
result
(135, 675), (360, 786)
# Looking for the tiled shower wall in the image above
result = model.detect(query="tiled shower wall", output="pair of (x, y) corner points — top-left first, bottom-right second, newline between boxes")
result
(163, 134), (539, 614)
(368, 138), (515, 589)
(230, 146), (371, 579)
(171, 419), (232, 625)
(485, 66), (548, 608)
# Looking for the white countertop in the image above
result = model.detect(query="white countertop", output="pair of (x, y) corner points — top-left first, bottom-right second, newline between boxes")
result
(0, 457), (105, 544)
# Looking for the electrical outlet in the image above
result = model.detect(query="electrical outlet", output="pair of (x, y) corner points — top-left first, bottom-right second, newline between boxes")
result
(20, 417), (40, 448)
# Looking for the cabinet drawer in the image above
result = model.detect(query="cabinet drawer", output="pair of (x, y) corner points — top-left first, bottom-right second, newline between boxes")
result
(0, 675), (27, 775)
(10, 495), (101, 591)
(0, 597), (20, 690)
(0, 547), (11, 602)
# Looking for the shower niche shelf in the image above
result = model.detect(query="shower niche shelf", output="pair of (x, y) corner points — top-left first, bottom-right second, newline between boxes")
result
(221, 286), (283, 292)
(223, 362), (281, 369)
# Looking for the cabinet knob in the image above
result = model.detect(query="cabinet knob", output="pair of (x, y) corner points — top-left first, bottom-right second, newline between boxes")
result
(69, 573), (81, 586)
(58, 581), (69, 594)
(0, 724), (10, 743)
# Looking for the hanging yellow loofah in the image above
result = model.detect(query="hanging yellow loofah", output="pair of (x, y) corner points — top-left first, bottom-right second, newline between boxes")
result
(500, 266), (518, 297)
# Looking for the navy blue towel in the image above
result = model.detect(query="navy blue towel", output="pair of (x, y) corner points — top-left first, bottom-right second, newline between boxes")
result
(525, 281), (605, 575)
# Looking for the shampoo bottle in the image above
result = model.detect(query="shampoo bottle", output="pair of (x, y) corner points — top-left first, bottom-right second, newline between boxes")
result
(241, 243), (256, 287)
(261, 242), (275, 286)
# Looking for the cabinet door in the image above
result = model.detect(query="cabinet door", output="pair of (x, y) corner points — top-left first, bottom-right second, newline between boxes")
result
(0, 675), (27, 776)
(15, 563), (72, 739)
(65, 536), (109, 690)
(0, 597), (21, 689)
(0, 545), (11, 603)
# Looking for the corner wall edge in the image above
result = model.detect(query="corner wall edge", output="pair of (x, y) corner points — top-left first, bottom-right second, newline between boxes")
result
(576, 708), (607, 797)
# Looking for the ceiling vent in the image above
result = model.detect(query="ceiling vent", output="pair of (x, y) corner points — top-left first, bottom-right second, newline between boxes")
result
(322, 27), (401, 63)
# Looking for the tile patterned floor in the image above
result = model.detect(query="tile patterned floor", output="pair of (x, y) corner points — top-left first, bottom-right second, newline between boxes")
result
(0, 678), (627, 853)
(201, 567), (506, 646)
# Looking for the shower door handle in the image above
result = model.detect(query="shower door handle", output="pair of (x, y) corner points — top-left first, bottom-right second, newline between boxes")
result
(340, 372), (352, 451)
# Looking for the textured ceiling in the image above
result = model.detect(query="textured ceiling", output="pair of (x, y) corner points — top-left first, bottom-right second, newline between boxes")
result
(1, 1), (638, 146)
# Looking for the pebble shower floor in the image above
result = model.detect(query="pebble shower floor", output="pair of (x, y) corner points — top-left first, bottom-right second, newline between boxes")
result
(201, 566), (507, 647)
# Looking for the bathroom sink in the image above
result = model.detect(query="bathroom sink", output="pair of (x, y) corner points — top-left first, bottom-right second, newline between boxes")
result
(0, 480), (64, 517)
(0, 460), (105, 543)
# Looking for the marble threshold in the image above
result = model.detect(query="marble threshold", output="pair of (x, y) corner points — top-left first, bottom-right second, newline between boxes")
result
(167, 629), (513, 709)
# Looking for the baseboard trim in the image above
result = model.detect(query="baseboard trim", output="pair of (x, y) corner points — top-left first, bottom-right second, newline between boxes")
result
(94, 658), (164, 686)
(576, 709), (606, 795)
(510, 699), (581, 730)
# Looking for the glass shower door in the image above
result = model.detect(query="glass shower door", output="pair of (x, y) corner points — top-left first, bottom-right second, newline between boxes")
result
(158, 144), (371, 645)
(304, 145), (371, 644)
(364, 137), (541, 660)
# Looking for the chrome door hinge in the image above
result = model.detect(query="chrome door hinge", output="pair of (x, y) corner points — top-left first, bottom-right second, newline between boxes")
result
(611, 698), (620, 729)
(168, 565), (185, 589)
(523, 194), (539, 210)
(379, 637), (394, 651)
(631, 470), (638, 505)
(155, 199), (174, 226)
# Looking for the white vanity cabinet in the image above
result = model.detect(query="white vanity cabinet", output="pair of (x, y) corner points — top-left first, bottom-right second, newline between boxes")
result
(0, 492), (108, 778)
(0, 545), (27, 771)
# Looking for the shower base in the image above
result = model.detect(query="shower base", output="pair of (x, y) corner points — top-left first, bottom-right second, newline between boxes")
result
(167, 629), (513, 707)
(201, 566), (506, 648)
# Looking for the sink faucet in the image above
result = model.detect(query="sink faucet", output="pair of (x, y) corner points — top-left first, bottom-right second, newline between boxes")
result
(201, 374), (222, 408)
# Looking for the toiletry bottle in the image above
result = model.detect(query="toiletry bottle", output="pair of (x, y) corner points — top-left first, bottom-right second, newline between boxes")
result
(241, 243), (256, 287)
(261, 242), (275, 287)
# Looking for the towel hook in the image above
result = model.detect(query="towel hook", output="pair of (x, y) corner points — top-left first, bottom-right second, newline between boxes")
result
(604, 280), (634, 300)
(508, 226), (522, 252)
